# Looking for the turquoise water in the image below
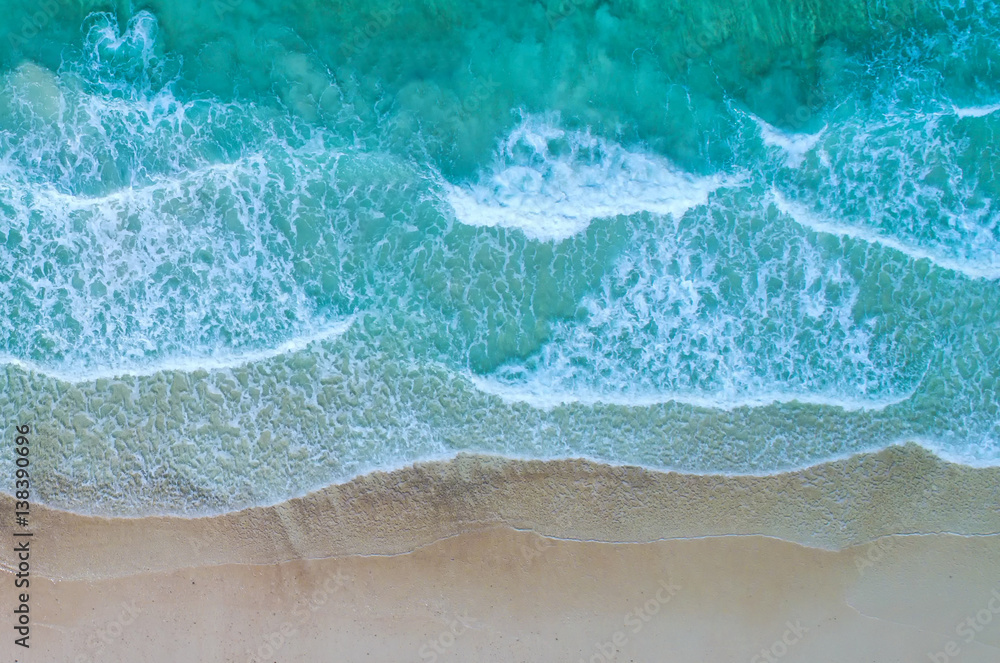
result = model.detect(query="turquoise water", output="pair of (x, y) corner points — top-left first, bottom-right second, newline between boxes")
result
(1, 0), (998, 514)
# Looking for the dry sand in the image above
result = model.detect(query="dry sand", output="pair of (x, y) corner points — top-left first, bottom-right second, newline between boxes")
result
(8, 531), (1000, 663)
(2, 444), (999, 662)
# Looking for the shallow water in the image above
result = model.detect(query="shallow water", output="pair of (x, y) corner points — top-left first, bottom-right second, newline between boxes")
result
(1, 0), (998, 514)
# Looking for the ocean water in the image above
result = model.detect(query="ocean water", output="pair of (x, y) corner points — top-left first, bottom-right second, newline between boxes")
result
(1, 0), (998, 514)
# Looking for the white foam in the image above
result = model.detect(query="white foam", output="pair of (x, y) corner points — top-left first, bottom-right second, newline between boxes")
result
(27, 158), (253, 210)
(771, 190), (1000, 280)
(0, 33), (371, 377)
(468, 374), (917, 412)
(952, 103), (1000, 118)
(0, 317), (356, 383)
(439, 115), (729, 241)
(750, 114), (826, 166)
(910, 434), (1000, 469)
(455, 192), (924, 414)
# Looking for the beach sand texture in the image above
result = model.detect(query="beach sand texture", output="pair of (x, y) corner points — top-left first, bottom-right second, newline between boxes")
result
(3, 445), (999, 662)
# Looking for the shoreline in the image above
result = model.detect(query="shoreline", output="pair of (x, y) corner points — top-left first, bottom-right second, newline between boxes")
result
(3, 443), (999, 662)
(15, 439), (1000, 521)
(3, 442), (998, 581)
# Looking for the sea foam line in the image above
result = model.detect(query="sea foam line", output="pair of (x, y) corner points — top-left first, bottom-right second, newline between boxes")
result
(953, 103), (1000, 119)
(749, 113), (826, 167)
(438, 115), (733, 241)
(23, 158), (255, 210)
(771, 190), (1000, 280)
(19, 437), (996, 519)
(466, 374), (917, 413)
(0, 316), (356, 384)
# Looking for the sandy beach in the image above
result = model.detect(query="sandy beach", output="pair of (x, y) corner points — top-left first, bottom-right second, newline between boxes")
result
(3, 444), (1000, 662)
(12, 530), (1000, 663)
